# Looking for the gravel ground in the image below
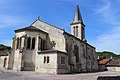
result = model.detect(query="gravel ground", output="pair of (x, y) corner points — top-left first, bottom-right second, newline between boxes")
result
(0, 69), (120, 80)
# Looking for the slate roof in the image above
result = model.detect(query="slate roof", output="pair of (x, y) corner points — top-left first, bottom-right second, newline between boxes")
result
(37, 49), (68, 55)
(15, 26), (48, 34)
(106, 59), (120, 67)
(73, 4), (83, 23)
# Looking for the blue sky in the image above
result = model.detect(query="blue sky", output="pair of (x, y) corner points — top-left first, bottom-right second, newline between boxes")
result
(0, 0), (120, 54)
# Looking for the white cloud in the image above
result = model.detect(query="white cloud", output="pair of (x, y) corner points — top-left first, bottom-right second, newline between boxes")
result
(93, 26), (120, 53)
(95, 0), (120, 25)
(0, 15), (25, 28)
(93, 0), (120, 54)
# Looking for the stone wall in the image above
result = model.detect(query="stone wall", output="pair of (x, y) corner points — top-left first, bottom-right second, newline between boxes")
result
(64, 33), (98, 72)
(57, 52), (69, 74)
(107, 67), (120, 71)
(35, 52), (58, 74)
(32, 20), (66, 52)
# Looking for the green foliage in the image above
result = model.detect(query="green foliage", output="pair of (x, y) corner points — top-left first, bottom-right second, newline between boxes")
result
(96, 51), (120, 59)
(0, 44), (11, 52)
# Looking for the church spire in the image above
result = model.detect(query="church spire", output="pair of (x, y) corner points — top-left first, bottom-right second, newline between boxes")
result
(73, 4), (83, 23)
(70, 4), (86, 40)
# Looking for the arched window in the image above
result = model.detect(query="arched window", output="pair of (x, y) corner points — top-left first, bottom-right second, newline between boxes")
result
(27, 37), (31, 49)
(32, 37), (36, 49)
(16, 38), (19, 49)
(38, 37), (41, 50)
(81, 27), (84, 40)
(74, 45), (79, 62)
(38, 37), (45, 51)
(73, 26), (75, 36)
(76, 26), (78, 36)
(19, 37), (22, 49)
(82, 44), (86, 58)
(70, 38), (74, 50)
(41, 39), (43, 50)
(65, 36), (68, 52)
(41, 39), (45, 51)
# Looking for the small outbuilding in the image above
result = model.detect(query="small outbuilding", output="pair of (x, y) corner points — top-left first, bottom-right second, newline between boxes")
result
(98, 59), (112, 71)
(0, 51), (9, 69)
(106, 59), (120, 71)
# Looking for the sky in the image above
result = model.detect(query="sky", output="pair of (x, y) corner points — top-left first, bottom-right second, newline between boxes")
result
(0, 0), (120, 54)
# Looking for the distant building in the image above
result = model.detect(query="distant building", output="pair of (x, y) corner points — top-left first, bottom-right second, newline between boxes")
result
(106, 59), (120, 71)
(8, 4), (98, 74)
(98, 58), (120, 72)
(98, 59), (111, 71)
(0, 51), (9, 69)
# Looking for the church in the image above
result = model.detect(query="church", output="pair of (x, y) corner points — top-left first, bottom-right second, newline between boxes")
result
(8, 4), (98, 74)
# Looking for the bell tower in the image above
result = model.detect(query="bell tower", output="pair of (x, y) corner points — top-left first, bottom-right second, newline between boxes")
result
(70, 4), (86, 41)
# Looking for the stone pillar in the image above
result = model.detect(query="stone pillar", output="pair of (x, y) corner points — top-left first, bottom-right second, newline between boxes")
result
(36, 35), (39, 50)
(12, 36), (16, 49)
(23, 34), (27, 50)
(36, 35), (41, 51)
(35, 34), (40, 71)
(21, 37), (24, 49)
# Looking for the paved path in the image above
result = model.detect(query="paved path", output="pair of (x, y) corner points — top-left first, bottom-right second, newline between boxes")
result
(0, 69), (120, 80)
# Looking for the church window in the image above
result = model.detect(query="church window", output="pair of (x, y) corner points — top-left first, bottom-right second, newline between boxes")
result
(32, 37), (36, 49)
(76, 26), (78, 36)
(74, 45), (79, 62)
(19, 37), (22, 49)
(44, 56), (46, 63)
(81, 27), (84, 40)
(38, 37), (45, 51)
(65, 36), (68, 52)
(16, 38), (19, 49)
(38, 37), (42, 50)
(89, 55), (91, 60)
(42, 40), (45, 50)
(73, 26), (75, 36)
(47, 56), (49, 63)
(27, 37), (31, 49)
(43, 56), (50, 63)
(41, 39), (45, 51)
(83, 48), (86, 58)
(61, 57), (65, 64)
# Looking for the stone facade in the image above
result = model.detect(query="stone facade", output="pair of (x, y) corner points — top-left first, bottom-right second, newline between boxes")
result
(8, 4), (98, 74)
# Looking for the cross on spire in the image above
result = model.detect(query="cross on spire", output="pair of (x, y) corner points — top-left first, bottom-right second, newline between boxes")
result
(37, 16), (40, 20)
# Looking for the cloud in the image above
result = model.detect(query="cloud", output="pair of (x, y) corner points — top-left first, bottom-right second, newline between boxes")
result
(95, 0), (120, 25)
(93, 0), (120, 53)
(93, 26), (120, 53)
(0, 15), (25, 28)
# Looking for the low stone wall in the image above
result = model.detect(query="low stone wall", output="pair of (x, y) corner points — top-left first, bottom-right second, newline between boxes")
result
(97, 76), (120, 80)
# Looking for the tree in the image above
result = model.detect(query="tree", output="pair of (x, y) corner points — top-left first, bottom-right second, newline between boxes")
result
(96, 51), (120, 59)
(0, 44), (11, 52)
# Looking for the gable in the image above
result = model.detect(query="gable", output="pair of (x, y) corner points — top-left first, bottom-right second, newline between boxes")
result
(31, 20), (64, 37)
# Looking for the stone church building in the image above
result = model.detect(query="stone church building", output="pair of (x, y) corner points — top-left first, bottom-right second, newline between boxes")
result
(9, 4), (98, 74)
